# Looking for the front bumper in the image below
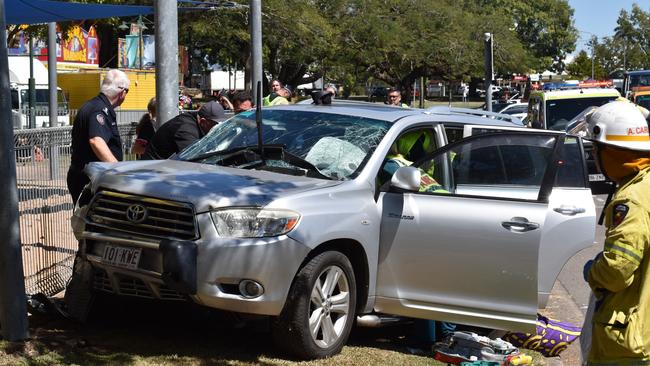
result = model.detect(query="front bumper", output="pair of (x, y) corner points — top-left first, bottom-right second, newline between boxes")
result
(75, 212), (311, 316)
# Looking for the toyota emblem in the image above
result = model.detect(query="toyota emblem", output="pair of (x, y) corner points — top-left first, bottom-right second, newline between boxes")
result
(125, 204), (148, 224)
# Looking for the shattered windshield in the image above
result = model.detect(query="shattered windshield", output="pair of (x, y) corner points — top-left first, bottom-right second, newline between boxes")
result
(178, 109), (391, 180)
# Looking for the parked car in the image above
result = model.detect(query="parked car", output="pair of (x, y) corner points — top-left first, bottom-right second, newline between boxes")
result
(477, 85), (501, 98)
(68, 101), (596, 359)
(498, 102), (528, 120)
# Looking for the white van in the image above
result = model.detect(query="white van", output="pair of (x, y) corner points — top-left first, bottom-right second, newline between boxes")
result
(9, 56), (70, 129)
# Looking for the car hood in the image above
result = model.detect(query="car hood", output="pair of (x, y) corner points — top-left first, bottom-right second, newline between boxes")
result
(85, 160), (342, 212)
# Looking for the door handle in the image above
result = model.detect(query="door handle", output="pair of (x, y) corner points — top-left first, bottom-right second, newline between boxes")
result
(553, 205), (586, 216)
(501, 217), (540, 232)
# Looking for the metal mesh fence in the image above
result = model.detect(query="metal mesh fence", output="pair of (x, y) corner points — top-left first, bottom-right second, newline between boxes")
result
(15, 121), (139, 296)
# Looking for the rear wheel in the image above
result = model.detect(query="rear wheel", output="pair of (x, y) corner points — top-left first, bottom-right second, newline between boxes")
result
(272, 251), (356, 359)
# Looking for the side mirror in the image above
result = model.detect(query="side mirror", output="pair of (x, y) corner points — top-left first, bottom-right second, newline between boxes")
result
(390, 166), (421, 192)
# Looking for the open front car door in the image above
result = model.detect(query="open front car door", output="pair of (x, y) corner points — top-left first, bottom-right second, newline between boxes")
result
(375, 130), (595, 333)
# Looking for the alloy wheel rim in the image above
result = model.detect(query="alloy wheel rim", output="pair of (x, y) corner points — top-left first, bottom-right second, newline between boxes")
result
(309, 265), (350, 348)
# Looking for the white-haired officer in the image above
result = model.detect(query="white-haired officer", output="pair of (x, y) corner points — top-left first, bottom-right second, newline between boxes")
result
(67, 69), (130, 205)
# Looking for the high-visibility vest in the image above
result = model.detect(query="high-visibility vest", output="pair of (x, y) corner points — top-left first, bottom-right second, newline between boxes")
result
(268, 96), (289, 106)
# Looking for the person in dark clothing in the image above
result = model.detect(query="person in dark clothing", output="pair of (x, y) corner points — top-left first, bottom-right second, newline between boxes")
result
(141, 101), (227, 160)
(232, 91), (253, 114)
(67, 69), (130, 205)
(132, 97), (156, 156)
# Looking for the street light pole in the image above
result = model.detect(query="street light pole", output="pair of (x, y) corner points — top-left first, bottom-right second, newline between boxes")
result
(250, 0), (263, 104)
(591, 42), (595, 80)
(484, 32), (494, 112)
(155, 0), (178, 127)
(138, 15), (143, 70)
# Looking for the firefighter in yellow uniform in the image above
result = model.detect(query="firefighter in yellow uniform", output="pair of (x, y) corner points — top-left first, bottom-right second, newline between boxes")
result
(380, 129), (443, 192)
(583, 100), (650, 365)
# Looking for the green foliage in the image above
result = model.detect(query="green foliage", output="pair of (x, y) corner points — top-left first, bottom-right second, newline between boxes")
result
(477, 0), (577, 72)
(568, 4), (650, 79)
(179, 0), (578, 94)
(566, 50), (606, 79)
(9, 0), (580, 96)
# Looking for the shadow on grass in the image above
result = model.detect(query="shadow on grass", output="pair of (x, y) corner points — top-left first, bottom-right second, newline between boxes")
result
(11, 295), (442, 366)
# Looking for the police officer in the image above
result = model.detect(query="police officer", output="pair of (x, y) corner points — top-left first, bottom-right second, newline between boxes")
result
(67, 69), (130, 205)
(387, 88), (409, 108)
(262, 79), (283, 106)
(583, 100), (650, 364)
(266, 85), (291, 106)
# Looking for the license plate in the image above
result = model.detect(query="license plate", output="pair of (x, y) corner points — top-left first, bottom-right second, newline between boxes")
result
(589, 174), (606, 182)
(102, 245), (141, 270)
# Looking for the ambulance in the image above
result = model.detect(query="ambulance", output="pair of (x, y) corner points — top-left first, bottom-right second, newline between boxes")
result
(526, 81), (620, 131)
(526, 81), (621, 194)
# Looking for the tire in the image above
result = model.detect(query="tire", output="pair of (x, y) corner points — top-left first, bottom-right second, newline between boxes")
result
(272, 251), (357, 359)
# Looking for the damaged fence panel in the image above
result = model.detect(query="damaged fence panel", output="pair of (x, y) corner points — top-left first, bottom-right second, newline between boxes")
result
(15, 122), (138, 297)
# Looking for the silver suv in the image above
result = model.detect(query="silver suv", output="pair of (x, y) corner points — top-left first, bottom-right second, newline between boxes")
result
(69, 103), (595, 359)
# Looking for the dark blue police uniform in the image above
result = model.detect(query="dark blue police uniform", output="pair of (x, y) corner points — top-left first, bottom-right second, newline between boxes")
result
(67, 93), (122, 205)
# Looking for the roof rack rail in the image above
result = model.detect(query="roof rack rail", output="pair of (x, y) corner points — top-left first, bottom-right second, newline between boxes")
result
(425, 106), (525, 125)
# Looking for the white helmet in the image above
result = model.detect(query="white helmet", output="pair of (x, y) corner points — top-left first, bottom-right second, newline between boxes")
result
(585, 100), (650, 151)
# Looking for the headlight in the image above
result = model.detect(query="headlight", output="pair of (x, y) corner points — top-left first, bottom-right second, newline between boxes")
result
(210, 208), (300, 238)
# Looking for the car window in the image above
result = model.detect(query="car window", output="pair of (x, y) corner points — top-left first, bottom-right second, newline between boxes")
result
(555, 136), (587, 188)
(443, 125), (464, 144)
(636, 95), (650, 110)
(378, 127), (438, 186)
(413, 133), (557, 201)
(545, 96), (618, 130)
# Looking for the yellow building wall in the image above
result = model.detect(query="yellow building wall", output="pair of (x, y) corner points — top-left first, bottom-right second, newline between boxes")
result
(58, 70), (156, 111)
(58, 73), (101, 110)
(121, 71), (156, 110)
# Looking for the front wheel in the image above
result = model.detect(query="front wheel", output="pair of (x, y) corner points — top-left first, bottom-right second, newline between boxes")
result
(272, 251), (356, 359)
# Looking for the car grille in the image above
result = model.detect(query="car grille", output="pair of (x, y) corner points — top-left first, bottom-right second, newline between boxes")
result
(87, 190), (197, 240)
(93, 269), (185, 301)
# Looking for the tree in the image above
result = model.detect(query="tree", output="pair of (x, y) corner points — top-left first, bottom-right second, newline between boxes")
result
(473, 0), (578, 72)
(566, 50), (605, 79)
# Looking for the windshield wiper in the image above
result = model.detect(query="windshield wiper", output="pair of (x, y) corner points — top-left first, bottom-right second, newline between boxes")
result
(185, 144), (285, 163)
(185, 144), (331, 180)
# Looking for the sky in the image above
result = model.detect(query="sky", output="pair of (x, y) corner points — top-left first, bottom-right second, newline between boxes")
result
(568, 0), (643, 55)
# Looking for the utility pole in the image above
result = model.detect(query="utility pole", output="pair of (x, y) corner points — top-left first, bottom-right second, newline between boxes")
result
(28, 36), (36, 129)
(589, 35), (597, 80)
(250, 0), (262, 105)
(138, 15), (143, 70)
(47, 22), (57, 129)
(48, 22), (60, 179)
(0, 0), (30, 341)
(484, 32), (494, 112)
(155, 0), (178, 128)
(419, 76), (424, 108)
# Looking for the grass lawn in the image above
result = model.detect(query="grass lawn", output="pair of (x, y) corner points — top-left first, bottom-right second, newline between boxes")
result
(0, 297), (547, 366)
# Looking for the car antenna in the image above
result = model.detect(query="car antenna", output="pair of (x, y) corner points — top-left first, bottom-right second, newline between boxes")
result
(255, 81), (265, 162)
